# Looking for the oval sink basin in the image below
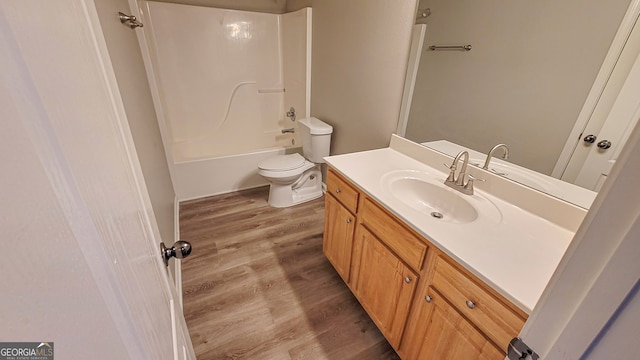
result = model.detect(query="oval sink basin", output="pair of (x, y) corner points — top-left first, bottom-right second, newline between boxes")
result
(390, 178), (478, 223)
(381, 170), (502, 224)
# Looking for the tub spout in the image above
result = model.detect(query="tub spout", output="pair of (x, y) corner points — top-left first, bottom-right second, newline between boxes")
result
(282, 128), (295, 134)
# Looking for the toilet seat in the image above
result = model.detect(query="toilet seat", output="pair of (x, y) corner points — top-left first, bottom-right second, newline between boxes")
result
(258, 153), (305, 171)
(258, 154), (315, 179)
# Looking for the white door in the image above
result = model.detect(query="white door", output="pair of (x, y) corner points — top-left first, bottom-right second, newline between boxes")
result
(0, 1), (193, 359)
(572, 47), (640, 190)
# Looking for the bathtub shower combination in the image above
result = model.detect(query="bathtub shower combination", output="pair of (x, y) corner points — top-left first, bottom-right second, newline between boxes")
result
(139, 1), (312, 199)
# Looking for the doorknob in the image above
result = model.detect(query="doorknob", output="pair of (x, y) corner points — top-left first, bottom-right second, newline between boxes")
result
(160, 241), (192, 266)
(286, 107), (296, 121)
(118, 12), (144, 28)
(583, 134), (597, 143)
(597, 140), (612, 149)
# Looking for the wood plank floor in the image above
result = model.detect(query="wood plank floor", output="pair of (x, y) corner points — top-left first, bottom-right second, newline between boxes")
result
(179, 186), (401, 360)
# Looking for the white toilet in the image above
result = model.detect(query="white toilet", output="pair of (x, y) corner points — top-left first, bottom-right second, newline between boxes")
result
(258, 117), (333, 207)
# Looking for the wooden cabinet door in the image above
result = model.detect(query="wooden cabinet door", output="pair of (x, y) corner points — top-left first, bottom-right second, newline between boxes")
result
(415, 289), (504, 360)
(354, 226), (418, 348)
(323, 194), (356, 283)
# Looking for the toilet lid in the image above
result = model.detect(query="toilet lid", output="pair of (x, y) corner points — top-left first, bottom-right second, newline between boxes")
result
(258, 153), (305, 171)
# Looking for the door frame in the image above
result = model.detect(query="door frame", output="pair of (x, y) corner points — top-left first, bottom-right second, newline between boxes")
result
(397, 23), (427, 137)
(552, 0), (640, 179)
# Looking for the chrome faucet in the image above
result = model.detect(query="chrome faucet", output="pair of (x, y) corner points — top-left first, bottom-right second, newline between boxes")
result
(444, 151), (483, 195)
(482, 144), (509, 170)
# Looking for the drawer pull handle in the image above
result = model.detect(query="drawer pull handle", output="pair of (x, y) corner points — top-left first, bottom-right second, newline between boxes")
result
(425, 296), (432, 303)
(466, 300), (475, 309)
(335, 189), (341, 193)
(404, 277), (412, 284)
(346, 218), (351, 224)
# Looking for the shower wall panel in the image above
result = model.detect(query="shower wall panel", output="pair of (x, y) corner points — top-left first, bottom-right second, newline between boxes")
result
(144, 2), (303, 162)
(282, 8), (312, 121)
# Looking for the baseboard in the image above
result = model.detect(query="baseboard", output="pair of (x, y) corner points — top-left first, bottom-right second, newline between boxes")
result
(178, 183), (269, 202)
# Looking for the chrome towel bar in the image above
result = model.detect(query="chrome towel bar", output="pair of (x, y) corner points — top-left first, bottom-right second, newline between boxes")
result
(428, 45), (472, 51)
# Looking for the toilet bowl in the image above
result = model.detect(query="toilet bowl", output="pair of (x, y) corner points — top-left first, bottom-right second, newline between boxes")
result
(258, 117), (333, 207)
(258, 154), (322, 207)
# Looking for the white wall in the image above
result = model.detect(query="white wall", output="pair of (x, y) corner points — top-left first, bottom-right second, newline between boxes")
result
(406, 0), (632, 175)
(94, 0), (176, 246)
(583, 283), (639, 359)
(311, 0), (418, 155)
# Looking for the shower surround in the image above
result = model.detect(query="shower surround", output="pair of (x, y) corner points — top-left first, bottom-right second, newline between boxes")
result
(139, 1), (311, 199)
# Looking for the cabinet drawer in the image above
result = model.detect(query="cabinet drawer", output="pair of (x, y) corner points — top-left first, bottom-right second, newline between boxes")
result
(431, 256), (526, 352)
(326, 169), (359, 213)
(361, 198), (427, 272)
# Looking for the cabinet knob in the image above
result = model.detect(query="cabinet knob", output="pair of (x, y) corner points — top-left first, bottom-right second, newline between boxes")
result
(466, 300), (475, 309)
(346, 218), (351, 224)
(404, 277), (412, 284)
(425, 295), (432, 303)
(335, 189), (341, 193)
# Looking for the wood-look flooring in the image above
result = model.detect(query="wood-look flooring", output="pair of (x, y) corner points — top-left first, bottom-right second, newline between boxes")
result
(179, 186), (401, 360)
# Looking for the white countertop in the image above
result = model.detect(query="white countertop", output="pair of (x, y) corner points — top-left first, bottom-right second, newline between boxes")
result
(325, 146), (576, 313)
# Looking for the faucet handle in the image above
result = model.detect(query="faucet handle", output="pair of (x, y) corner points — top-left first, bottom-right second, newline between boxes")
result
(464, 174), (485, 194)
(443, 163), (457, 182)
(466, 174), (485, 183)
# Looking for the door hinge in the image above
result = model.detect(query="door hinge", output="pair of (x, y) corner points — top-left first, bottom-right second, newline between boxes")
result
(508, 337), (540, 360)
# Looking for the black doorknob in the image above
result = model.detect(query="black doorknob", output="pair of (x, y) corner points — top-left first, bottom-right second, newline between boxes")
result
(583, 134), (597, 143)
(597, 140), (612, 149)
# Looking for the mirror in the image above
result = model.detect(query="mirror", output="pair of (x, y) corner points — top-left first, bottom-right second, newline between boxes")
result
(400, 0), (636, 208)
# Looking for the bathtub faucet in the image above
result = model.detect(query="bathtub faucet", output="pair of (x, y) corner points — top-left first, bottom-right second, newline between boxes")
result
(281, 128), (295, 134)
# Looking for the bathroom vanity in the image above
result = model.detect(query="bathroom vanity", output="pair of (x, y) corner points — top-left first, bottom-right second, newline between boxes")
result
(322, 135), (587, 359)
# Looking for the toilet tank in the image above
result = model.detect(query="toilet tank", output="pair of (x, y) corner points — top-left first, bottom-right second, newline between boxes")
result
(298, 117), (333, 163)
